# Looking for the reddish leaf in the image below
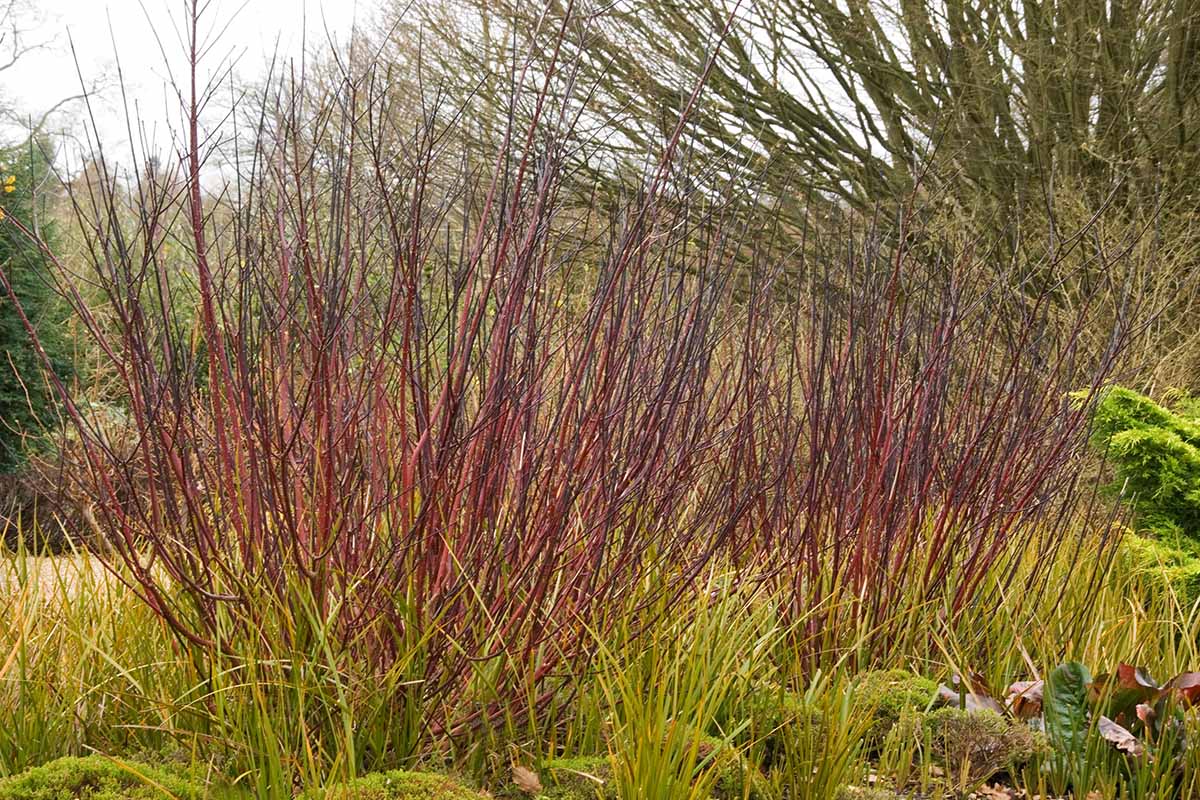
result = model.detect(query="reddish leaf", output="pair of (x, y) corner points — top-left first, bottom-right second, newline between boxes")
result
(1165, 672), (1200, 707)
(1089, 665), (1161, 725)
(1117, 664), (1160, 690)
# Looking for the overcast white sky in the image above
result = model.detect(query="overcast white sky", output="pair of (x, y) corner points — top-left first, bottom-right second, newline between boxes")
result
(4, 0), (372, 163)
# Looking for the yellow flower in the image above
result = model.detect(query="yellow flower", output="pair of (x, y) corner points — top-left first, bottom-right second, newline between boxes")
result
(0, 207), (6, 221)
(3, 175), (13, 193)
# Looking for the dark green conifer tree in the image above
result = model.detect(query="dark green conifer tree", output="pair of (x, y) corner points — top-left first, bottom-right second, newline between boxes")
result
(0, 141), (71, 472)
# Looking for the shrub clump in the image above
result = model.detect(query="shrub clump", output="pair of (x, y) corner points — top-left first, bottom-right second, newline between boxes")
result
(1086, 386), (1200, 542)
(312, 771), (489, 800)
(852, 670), (940, 747)
(0, 756), (204, 800)
(1116, 534), (1200, 605)
(923, 708), (1042, 784)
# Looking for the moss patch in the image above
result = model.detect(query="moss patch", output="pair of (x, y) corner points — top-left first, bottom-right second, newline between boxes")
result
(836, 788), (898, 800)
(312, 771), (488, 800)
(744, 685), (822, 765)
(694, 736), (761, 800)
(534, 757), (616, 800)
(852, 670), (940, 747)
(520, 744), (760, 800)
(0, 756), (205, 800)
(924, 708), (1041, 784)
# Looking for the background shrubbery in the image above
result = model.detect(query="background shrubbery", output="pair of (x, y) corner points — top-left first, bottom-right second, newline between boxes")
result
(1085, 385), (1200, 604)
(1089, 386), (1200, 543)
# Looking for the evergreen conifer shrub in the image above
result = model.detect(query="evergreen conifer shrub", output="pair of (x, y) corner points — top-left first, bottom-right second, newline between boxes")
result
(1086, 386), (1200, 543)
(0, 141), (71, 473)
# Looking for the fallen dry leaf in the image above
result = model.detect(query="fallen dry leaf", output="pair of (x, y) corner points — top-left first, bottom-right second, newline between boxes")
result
(953, 670), (995, 697)
(938, 683), (1005, 714)
(1006, 679), (1044, 719)
(1097, 715), (1144, 757)
(511, 765), (542, 794)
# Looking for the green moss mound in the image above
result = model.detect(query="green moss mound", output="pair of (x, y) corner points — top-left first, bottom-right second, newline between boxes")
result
(525, 744), (760, 800)
(313, 771), (488, 800)
(535, 757), (616, 800)
(852, 670), (939, 747)
(694, 736), (761, 800)
(837, 788), (898, 800)
(745, 685), (822, 755)
(0, 756), (204, 800)
(923, 708), (1041, 784)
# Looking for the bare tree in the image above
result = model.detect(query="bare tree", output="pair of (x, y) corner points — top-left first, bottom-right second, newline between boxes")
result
(0, 0), (49, 74)
(0, 0), (109, 138)
(403, 0), (1200, 224)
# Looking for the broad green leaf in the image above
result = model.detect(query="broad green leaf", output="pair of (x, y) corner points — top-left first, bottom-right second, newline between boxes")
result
(1046, 662), (1092, 762)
